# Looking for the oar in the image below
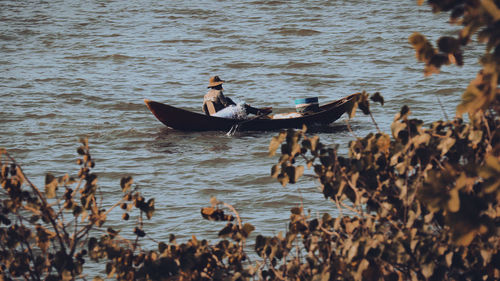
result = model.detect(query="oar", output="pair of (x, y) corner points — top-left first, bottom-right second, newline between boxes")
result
(226, 109), (273, 135)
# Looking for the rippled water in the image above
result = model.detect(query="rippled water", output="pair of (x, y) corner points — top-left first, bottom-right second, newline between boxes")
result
(0, 0), (482, 269)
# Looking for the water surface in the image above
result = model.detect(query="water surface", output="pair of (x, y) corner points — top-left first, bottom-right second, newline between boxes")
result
(0, 0), (481, 269)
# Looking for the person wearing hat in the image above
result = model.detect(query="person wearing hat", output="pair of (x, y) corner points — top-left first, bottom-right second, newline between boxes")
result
(202, 76), (236, 115)
(202, 76), (271, 116)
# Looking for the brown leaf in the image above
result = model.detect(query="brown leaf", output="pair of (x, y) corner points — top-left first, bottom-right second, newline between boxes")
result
(271, 164), (280, 178)
(479, 155), (500, 194)
(421, 263), (435, 278)
(393, 105), (410, 121)
(437, 137), (456, 156)
(242, 223), (255, 238)
(409, 32), (427, 50)
(146, 199), (155, 219)
(347, 241), (359, 262)
(293, 165), (304, 183)
(468, 130), (483, 146)
(201, 207), (215, 217)
(370, 92), (384, 106)
(358, 92), (370, 115)
(391, 122), (407, 140)
(45, 173), (58, 199)
(120, 176), (133, 192)
(454, 229), (476, 246)
(210, 196), (218, 206)
(437, 36), (460, 53)
(278, 173), (290, 187)
(457, 82), (487, 117)
(269, 131), (286, 156)
(355, 259), (370, 281)
(62, 270), (73, 281)
(291, 207), (302, 215)
(345, 94), (360, 119)
(376, 133), (391, 154)
(290, 143), (301, 158)
(447, 188), (460, 213)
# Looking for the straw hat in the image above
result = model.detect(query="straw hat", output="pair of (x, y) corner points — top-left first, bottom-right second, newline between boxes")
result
(207, 76), (225, 88)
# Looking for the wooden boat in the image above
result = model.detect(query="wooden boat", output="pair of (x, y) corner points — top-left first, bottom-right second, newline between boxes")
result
(144, 93), (359, 132)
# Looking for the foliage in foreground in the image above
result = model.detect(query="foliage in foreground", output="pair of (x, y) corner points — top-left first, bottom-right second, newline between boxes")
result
(1, 0), (500, 280)
(0, 139), (259, 280)
(268, 108), (499, 280)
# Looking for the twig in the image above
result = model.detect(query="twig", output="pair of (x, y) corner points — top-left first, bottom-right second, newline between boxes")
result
(103, 187), (138, 218)
(437, 96), (449, 121)
(369, 111), (381, 133)
(4, 151), (68, 254)
(481, 114), (492, 145)
(222, 202), (242, 229)
(17, 215), (42, 281)
(71, 177), (84, 198)
(345, 119), (359, 140)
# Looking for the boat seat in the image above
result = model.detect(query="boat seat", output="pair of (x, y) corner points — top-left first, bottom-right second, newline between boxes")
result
(204, 101), (217, 116)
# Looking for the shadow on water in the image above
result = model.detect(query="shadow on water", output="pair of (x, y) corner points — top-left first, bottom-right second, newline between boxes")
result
(147, 126), (255, 154)
(307, 123), (349, 134)
(153, 122), (350, 137)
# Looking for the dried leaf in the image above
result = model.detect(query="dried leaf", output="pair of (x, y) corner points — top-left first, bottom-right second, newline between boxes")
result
(201, 207), (215, 217)
(480, 249), (492, 266)
(376, 133), (391, 153)
(358, 92), (370, 115)
(479, 155), (500, 194)
(278, 173), (289, 187)
(120, 176), (133, 192)
(370, 92), (384, 106)
(447, 188), (460, 213)
(309, 135), (319, 151)
(290, 143), (301, 158)
(210, 196), (218, 206)
(271, 164), (280, 178)
(62, 270), (73, 281)
(421, 263), (435, 278)
(345, 94), (360, 119)
(45, 173), (58, 199)
(468, 130), (483, 146)
(409, 32), (426, 49)
(391, 122), (407, 140)
(412, 133), (431, 147)
(146, 199), (155, 219)
(457, 84), (486, 116)
(293, 165), (304, 183)
(437, 36), (460, 53)
(355, 259), (370, 281)
(437, 137), (456, 156)
(454, 229), (476, 246)
(445, 252), (453, 267)
(394, 105), (410, 121)
(269, 131), (287, 156)
(242, 223), (255, 238)
(347, 241), (359, 262)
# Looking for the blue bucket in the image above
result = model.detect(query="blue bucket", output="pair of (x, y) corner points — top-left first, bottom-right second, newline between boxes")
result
(295, 97), (319, 113)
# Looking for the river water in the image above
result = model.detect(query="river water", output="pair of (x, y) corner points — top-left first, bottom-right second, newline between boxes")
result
(0, 0), (482, 272)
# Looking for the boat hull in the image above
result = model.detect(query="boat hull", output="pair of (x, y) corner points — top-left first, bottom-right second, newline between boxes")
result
(144, 93), (359, 132)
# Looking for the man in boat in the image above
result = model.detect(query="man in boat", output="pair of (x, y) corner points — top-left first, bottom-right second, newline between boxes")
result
(202, 76), (271, 117)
